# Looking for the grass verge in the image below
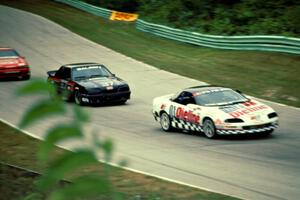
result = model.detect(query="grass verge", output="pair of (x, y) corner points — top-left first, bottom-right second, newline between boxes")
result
(0, 0), (299, 107)
(0, 121), (240, 200)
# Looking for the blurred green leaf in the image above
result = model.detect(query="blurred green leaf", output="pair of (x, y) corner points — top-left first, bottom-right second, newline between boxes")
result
(102, 139), (114, 162)
(92, 134), (114, 162)
(48, 176), (112, 200)
(91, 131), (101, 148)
(38, 124), (83, 161)
(19, 99), (65, 128)
(37, 150), (99, 190)
(73, 105), (89, 123)
(16, 78), (56, 97)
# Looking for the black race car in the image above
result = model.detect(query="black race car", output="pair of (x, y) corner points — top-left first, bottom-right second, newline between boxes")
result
(47, 63), (131, 105)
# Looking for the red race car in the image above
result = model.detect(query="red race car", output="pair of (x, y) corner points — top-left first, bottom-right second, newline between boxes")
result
(0, 47), (31, 80)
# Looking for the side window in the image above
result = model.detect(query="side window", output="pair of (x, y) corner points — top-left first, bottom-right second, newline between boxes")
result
(174, 92), (195, 105)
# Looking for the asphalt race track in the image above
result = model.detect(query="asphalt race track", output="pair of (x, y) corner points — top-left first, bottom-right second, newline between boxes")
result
(1, 5), (300, 200)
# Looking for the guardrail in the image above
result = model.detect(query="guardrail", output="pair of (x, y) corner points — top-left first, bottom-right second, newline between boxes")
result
(136, 20), (300, 54)
(55, 0), (300, 54)
(55, 0), (111, 19)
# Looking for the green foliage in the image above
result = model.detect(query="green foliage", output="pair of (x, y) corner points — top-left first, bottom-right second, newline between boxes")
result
(135, 0), (300, 36)
(16, 79), (56, 97)
(99, 138), (114, 162)
(73, 105), (90, 124)
(17, 80), (119, 199)
(48, 176), (113, 200)
(81, 0), (300, 36)
(38, 124), (83, 161)
(86, 0), (139, 12)
(37, 150), (100, 190)
(18, 99), (65, 128)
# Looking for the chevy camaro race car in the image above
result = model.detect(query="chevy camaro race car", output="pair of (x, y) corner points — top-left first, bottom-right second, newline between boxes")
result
(47, 63), (131, 105)
(0, 47), (30, 80)
(152, 85), (279, 138)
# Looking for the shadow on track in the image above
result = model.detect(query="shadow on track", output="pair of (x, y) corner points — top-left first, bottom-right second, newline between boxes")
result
(154, 128), (276, 141)
(0, 77), (29, 82)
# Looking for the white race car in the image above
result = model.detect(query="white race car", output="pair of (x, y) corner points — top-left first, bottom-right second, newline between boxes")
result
(152, 85), (279, 138)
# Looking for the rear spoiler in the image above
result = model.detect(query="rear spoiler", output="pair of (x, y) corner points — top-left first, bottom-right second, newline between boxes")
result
(47, 70), (57, 77)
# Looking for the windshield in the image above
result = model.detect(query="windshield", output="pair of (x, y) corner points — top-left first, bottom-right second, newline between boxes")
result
(0, 49), (19, 57)
(194, 89), (248, 106)
(72, 65), (112, 80)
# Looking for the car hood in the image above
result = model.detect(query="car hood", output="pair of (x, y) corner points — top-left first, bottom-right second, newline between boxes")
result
(76, 77), (127, 89)
(0, 57), (28, 68)
(216, 100), (275, 122)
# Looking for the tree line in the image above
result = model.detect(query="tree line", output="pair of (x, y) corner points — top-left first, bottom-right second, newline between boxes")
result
(85, 0), (300, 37)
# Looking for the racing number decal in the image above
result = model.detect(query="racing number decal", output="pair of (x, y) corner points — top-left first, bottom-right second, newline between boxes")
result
(169, 105), (200, 124)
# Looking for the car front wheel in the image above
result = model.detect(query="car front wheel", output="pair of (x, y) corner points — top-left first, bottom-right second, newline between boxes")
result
(203, 118), (216, 139)
(160, 112), (173, 132)
(74, 91), (83, 106)
(262, 129), (273, 137)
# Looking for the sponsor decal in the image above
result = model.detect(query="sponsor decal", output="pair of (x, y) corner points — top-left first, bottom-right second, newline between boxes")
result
(160, 104), (166, 110)
(110, 11), (138, 21)
(242, 101), (256, 107)
(169, 105), (200, 124)
(220, 101), (268, 118)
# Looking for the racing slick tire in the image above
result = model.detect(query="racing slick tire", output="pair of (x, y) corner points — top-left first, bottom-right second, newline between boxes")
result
(160, 112), (173, 132)
(118, 99), (127, 105)
(262, 129), (273, 137)
(74, 91), (84, 106)
(203, 118), (217, 139)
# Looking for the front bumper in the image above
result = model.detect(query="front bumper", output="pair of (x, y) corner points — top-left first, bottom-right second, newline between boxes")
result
(216, 121), (279, 135)
(80, 91), (131, 104)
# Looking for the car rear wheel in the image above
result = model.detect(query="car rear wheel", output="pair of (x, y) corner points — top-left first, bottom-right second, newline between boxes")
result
(203, 118), (216, 139)
(74, 91), (83, 106)
(160, 112), (173, 132)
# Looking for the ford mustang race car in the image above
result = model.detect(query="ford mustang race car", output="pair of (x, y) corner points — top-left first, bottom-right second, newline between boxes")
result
(152, 85), (279, 138)
(0, 47), (30, 80)
(47, 63), (131, 105)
